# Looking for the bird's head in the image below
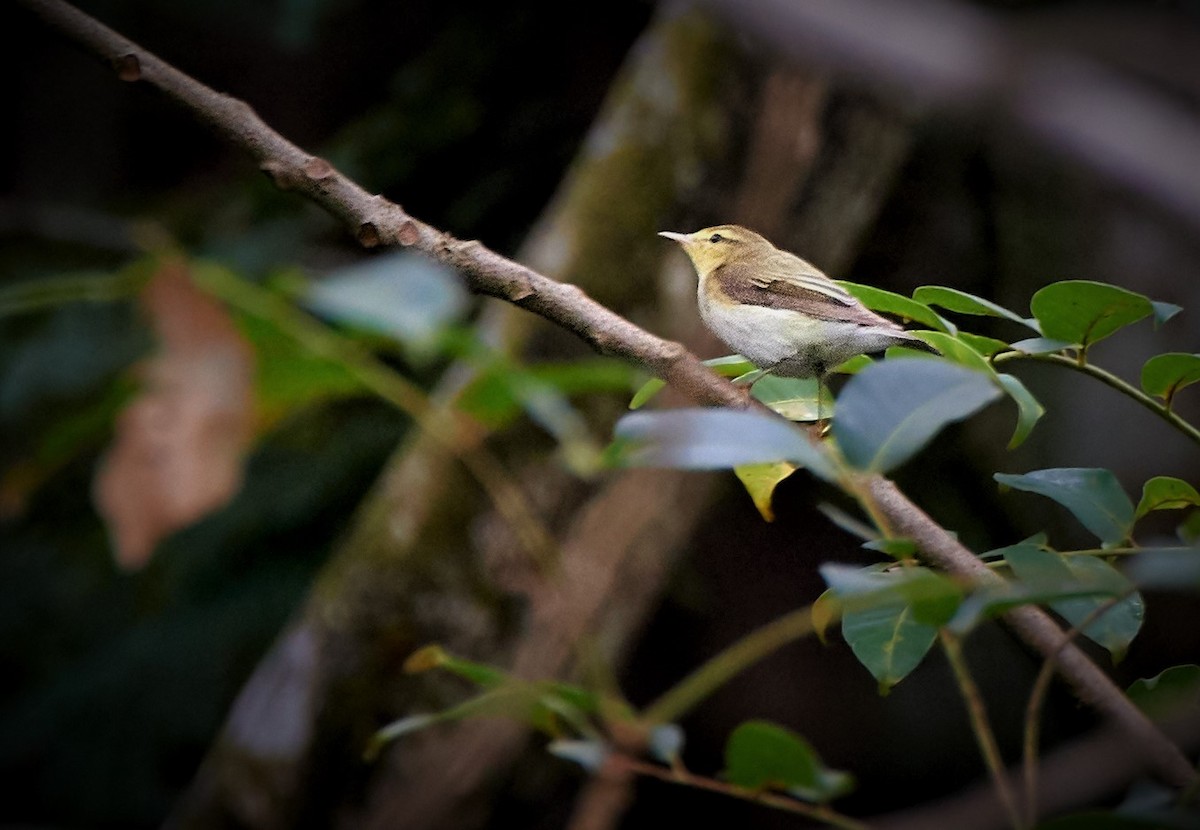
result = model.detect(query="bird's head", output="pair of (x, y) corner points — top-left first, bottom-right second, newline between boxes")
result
(657, 224), (774, 277)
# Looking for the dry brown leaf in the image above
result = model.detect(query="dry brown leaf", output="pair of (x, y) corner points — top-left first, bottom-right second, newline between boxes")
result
(94, 259), (254, 568)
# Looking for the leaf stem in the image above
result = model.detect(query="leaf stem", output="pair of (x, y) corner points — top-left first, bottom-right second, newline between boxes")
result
(641, 606), (817, 725)
(994, 351), (1200, 447)
(941, 630), (1026, 830)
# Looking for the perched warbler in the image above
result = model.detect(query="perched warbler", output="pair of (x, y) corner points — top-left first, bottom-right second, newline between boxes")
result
(659, 224), (928, 379)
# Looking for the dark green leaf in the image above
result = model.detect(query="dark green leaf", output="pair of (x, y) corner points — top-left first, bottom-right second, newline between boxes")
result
(834, 360), (1002, 473)
(1030, 281), (1153, 348)
(837, 281), (951, 332)
(1180, 511), (1200, 545)
(997, 373), (1045, 449)
(912, 285), (1036, 329)
(911, 331), (996, 376)
(751, 375), (832, 422)
(615, 409), (837, 482)
(1004, 548), (1142, 659)
(821, 564), (961, 689)
(1135, 476), (1200, 519)
(1127, 664), (1200, 720)
(723, 720), (853, 802)
(1140, 353), (1200, 405)
(994, 468), (1135, 547)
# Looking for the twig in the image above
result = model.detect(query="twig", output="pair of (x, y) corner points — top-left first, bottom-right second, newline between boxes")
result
(940, 631), (1025, 830)
(607, 753), (868, 830)
(994, 351), (1200, 448)
(1020, 593), (1130, 827)
(18, 0), (1195, 789)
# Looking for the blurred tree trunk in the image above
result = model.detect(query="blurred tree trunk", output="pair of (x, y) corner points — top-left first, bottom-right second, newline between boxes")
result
(167, 5), (913, 830)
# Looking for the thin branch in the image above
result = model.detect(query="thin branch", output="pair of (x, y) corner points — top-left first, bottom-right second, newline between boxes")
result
(606, 753), (867, 830)
(940, 631), (1025, 830)
(994, 351), (1200, 447)
(18, 0), (1196, 790)
(1021, 593), (1131, 827)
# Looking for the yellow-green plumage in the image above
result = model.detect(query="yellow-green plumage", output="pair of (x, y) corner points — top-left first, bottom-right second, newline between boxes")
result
(659, 224), (925, 378)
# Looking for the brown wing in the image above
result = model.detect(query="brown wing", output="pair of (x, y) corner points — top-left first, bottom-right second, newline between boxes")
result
(714, 258), (903, 330)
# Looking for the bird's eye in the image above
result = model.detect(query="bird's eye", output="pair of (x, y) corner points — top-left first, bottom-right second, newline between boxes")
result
(709, 233), (724, 243)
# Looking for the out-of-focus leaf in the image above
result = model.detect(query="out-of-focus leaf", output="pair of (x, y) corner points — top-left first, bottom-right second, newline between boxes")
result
(723, 720), (853, 802)
(1127, 665), (1200, 720)
(811, 589), (840, 644)
(815, 502), (879, 542)
(1179, 511), (1200, 545)
(1030, 281), (1153, 349)
(628, 355), (755, 410)
(1140, 353), (1200, 406)
(831, 354), (874, 375)
(1125, 547), (1200, 591)
(734, 461), (798, 522)
(863, 538), (918, 558)
(995, 468), (1134, 547)
(996, 373), (1045, 449)
(304, 252), (468, 350)
(1135, 476), (1200, 520)
(912, 285), (1037, 329)
(837, 281), (950, 332)
(615, 409), (837, 482)
(403, 644), (507, 687)
(833, 360), (1002, 473)
(751, 375), (832, 422)
(1004, 547), (1142, 659)
(647, 723), (685, 765)
(94, 260), (254, 569)
(548, 739), (610, 773)
(955, 331), (1011, 357)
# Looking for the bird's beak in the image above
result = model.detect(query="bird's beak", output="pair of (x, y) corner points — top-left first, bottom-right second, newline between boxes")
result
(657, 231), (690, 243)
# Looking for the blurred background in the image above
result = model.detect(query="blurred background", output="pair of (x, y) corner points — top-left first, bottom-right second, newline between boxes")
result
(3, 0), (1199, 827)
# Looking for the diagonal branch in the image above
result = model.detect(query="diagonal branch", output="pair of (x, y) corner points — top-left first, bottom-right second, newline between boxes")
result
(18, 0), (1196, 789)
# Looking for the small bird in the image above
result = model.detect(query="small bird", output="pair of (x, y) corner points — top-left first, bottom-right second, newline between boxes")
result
(659, 224), (929, 380)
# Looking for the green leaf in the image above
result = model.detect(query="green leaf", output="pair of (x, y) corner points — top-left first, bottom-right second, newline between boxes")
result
(403, 644), (506, 687)
(821, 564), (961, 690)
(1140, 353), (1200, 406)
(910, 331), (996, 376)
(1010, 336), (1072, 355)
(723, 720), (853, 802)
(1127, 665), (1200, 720)
(912, 285), (1037, 329)
(948, 541), (1128, 634)
(750, 375), (833, 422)
(997, 373), (1045, 449)
(833, 360), (1002, 473)
(811, 589), (840, 644)
(994, 468), (1135, 547)
(955, 331), (1011, 357)
(628, 355), (756, 410)
(1029, 280), (1153, 349)
(837, 281), (951, 332)
(1004, 548), (1142, 659)
(615, 409), (837, 482)
(734, 461), (798, 522)
(831, 354), (874, 374)
(1135, 476), (1200, 520)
